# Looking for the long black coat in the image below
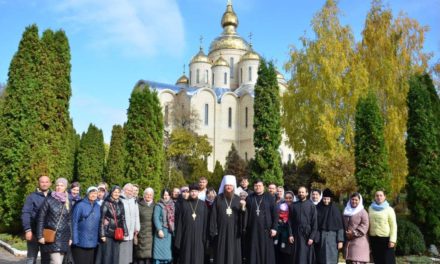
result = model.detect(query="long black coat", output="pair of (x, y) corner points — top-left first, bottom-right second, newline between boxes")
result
(36, 195), (72, 254)
(99, 198), (128, 238)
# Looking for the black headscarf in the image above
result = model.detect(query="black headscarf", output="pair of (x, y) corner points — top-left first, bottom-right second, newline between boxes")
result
(316, 188), (344, 231)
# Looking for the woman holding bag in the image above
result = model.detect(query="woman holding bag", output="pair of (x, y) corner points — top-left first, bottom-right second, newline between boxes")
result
(36, 178), (72, 264)
(99, 186), (128, 264)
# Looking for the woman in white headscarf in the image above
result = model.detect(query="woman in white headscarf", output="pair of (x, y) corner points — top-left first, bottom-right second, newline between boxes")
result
(343, 192), (370, 264)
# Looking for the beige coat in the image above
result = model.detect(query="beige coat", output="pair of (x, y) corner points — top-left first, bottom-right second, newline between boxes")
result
(343, 209), (370, 263)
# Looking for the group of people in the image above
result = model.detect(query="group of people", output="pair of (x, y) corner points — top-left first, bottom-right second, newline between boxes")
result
(21, 174), (397, 264)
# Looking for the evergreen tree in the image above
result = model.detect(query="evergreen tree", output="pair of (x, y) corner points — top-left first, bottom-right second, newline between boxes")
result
(76, 124), (105, 189)
(251, 59), (283, 186)
(210, 161), (224, 191)
(354, 91), (391, 204)
(125, 82), (164, 197)
(105, 124), (126, 185)
(406, 73), (440, 244)
(0, 25), (43, 229)
(224, 144), (248, 180)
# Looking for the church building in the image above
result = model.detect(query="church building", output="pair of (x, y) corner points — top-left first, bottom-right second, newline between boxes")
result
(136, 1), (294, 171)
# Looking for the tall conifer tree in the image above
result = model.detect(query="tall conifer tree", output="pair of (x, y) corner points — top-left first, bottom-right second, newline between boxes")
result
(354, 91), (391, 204)
(224, 144), (248, 180)
(105, 124), (126, 185)
(406, 74), (440, 244)
(251, 59), (283, 185)
(125, 82), (164, 196)
(76, 124), (106, 189)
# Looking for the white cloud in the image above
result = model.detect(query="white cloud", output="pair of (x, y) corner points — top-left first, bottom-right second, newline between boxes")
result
(49, 0), (185, 58)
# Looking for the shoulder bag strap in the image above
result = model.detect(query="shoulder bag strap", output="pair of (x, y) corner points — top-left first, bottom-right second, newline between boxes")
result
(54, 204), (65, 232)
(109, 202), (118, 227)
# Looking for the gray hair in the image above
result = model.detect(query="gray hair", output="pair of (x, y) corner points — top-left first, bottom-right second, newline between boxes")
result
(143, 187), (154, 195)
(123, 183), (134, 191)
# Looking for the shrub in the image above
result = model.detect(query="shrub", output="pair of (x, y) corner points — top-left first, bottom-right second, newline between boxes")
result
(396, 218), (426, 256)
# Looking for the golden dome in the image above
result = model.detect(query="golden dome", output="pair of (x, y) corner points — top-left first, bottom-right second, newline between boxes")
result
(175, 75), (189, 85)
(221, 2), (238, 28)
(190, 48), (211, 64)
(209, 1), (250, 54)
(212, 56), (229, 67)
(240, 49), (259, 62)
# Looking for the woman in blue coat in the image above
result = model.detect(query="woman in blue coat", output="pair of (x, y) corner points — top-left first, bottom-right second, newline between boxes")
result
(71, 186), (101, 264)
(153, 189), (175, 264)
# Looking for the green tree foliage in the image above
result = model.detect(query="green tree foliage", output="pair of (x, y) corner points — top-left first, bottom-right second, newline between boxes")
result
(0, 25), (75, 229)
(406, 74), (440, 244)
(251, 59), (283, 186)
(166, 127), (212, 182)
(283, 159), (320, 192)
(125, 83), (164, 196)
(360, 0), (430, 195)
(162, 166), (187, 190)
(224, 144), (248, 180)
(354, 92), (391, 204)
(209, 161), (224, 191)
(396, 218), (426, 256)
(283, 0), (367, 159)
(76, 124), (105, 189)
(105, 124), (126, 185)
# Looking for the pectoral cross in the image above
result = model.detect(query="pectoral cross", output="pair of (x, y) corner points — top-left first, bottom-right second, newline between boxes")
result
(192, 213), (197, 220)
(256, 208), (260, 216)
(226, 207), (232, 216)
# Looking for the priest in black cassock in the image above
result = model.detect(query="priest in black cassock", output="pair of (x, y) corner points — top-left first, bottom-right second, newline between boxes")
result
(174, 183), (208, 264)
(210, 175), (246, 264)
(290, 186), (318, 264)
(245, 179), (278, 264)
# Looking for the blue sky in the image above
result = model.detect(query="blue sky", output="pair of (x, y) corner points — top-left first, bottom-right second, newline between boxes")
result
(0, 0), (439, 143)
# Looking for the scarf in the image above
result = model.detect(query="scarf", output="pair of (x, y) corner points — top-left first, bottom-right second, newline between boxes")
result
(317, 201), (344, 231)
(371, 200), (389, 211)
(343, 194), (364, 216)
(159, 199), (175, 232)
(52, 191), (67, 203)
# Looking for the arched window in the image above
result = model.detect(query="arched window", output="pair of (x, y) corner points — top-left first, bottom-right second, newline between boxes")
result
(196, 69), (200, 84)
(164, 105), (169, 127)
(224, 72), (228, 85)
(240, 68), (243, 84)
(245, 107), (248, 128)
(190, 70), (192, 84)
(248, 66), (252, 81)
(212, 73), (215, 86)
(204, 104), (209, 126)
(230, 57), (234, 78)
(228, 107), (232, 128)
(205, 70), (209, 84)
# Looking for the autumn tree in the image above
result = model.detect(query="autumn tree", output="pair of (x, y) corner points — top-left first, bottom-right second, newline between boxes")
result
(125, 82), (164, 196)
(360, 0), (430, 195)
(355, 92), (391, 204)
(406, 73), (440, 244)
(251, 59), (283, 186)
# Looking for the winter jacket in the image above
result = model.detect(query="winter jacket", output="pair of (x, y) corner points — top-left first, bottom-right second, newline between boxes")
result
(121, 194), (140, 240)
(72, 198), (101, 248)
(99, 198), (128, 238)
(36, 195), (72, 254)
(21, 189), (50, 233)
(135, 199), (155, 259)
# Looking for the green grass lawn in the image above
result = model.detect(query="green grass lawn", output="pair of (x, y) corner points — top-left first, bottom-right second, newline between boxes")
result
(0, 233), (27, 251)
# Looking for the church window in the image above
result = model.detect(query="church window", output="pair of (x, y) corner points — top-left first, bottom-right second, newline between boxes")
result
(245, 152), (248, 161)
(230, 57), (234, 78)
(190, 70), (192, 84)
(240, 68), (243, 84)
(164, 105), (169, 127)
(228, 107), (232, 128)
(205, 70), (209, 84)
(196, 69), (200, 84)
(224, 72), (228, 85)
(245, 107), (248, 128)
(249, 66), (252, 81)
(204, 104), (209, 126)
(212, 73), (215, 86)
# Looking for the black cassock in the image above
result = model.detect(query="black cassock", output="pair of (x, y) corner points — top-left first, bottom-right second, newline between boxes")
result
(290, 199), (318, 264)
(209, 193), (245, 264)
(245, 192), (278, 264)
(174, 198), (208, 264)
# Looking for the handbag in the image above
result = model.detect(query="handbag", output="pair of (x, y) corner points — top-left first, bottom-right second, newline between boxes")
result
(43, 204), (65, 243)
(110, 203), (124, 241)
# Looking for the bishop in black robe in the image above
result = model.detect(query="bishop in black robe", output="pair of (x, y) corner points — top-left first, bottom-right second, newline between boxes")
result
(210, 192), (245, 264)
(290, 187), (318, 264)
(245, 181), (278, 264)
(174, 194), (208, 264)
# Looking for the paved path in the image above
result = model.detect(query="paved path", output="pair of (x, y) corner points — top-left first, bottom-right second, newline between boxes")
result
(0, 246), (28, 263)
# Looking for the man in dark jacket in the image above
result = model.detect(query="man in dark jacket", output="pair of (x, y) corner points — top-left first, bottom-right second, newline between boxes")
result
(21, 175), (51, 264)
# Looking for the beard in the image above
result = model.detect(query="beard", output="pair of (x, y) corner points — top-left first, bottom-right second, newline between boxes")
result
(224, 189), (234, 199)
